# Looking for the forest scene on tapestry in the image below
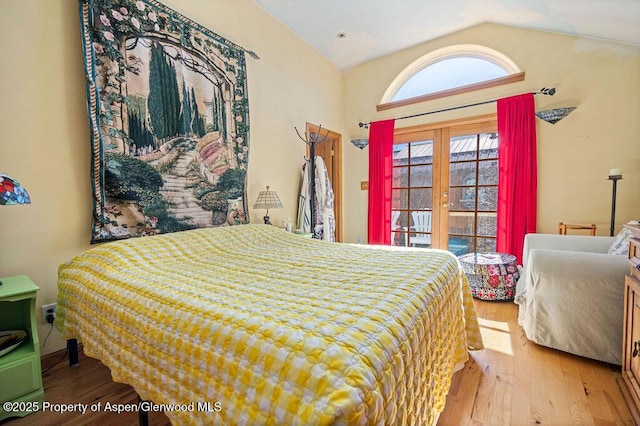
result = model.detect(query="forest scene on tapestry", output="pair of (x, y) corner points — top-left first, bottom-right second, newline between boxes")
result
(80, 0), (250, 242)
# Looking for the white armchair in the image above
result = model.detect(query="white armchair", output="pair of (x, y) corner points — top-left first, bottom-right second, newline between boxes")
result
(515, 233), (629, 365)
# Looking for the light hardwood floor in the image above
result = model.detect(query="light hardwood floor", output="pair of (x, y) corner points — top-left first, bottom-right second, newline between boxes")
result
(3, 300), (633, 425)
(3, 349), (171, 425)
(439, 300), (633, 425)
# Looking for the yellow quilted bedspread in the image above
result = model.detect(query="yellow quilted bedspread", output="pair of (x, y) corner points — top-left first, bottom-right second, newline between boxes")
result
(56, 224), (483, 425)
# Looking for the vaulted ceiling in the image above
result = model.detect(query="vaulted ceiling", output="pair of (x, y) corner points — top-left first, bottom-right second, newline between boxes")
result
(252, 0), (640, 70)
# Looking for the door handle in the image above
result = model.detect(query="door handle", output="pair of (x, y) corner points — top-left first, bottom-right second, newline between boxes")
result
(442, 202), (453, 208)
(633, 340), (640, 358)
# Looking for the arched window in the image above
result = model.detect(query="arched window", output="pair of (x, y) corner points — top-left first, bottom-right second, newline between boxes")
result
(380, 45), (522, 110)
(393, 57), (508, 101)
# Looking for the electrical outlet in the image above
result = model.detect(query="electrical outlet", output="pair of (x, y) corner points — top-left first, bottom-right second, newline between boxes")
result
(41, 303), (57, 325)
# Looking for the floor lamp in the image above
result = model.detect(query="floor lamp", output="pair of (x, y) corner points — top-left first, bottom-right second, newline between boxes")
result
(608, 168), (622, 236)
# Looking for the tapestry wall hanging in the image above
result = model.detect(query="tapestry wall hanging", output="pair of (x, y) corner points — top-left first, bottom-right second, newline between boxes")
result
(80, 0), (253, 243)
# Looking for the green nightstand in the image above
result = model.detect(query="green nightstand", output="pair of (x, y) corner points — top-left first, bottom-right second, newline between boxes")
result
(0, 275), (44, 420)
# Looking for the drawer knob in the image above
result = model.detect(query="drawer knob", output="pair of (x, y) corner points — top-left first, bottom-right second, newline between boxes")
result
(635, 263), (640, 271)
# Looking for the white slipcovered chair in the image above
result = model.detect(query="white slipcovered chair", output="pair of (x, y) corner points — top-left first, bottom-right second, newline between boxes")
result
(515, 233), (629, 365)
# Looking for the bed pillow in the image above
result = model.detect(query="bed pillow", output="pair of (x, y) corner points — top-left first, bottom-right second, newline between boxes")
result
(608, 227), (634, 255)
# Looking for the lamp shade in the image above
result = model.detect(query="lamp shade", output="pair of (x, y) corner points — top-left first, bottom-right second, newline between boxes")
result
(0, 173), (31, 205)
(351, 139), (369, 149)
(535, 107), (576, 124)
(253, 186), (283, 210)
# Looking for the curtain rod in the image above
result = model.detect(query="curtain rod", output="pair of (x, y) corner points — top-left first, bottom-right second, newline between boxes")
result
(358, 87), (556, 129)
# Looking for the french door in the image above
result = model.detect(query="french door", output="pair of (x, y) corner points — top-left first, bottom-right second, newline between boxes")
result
(391, 116), (498, 255)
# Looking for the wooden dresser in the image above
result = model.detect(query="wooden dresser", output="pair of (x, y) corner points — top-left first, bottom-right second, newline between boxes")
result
(622, 224), (640, 422)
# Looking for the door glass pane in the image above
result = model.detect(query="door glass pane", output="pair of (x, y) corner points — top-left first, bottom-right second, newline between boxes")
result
(477, 213), (497, 236)
(396, 211), (409, 229)
(479, 133), (498, 159)
(410, 164), (432, 187)
(392, 189), (408, 209)
(391, 231), (408, 247)
(449, 162), (476, 186)
(409, 140), (433, 165)
(477, 237), (497, 252)
(449, 212), (474, 235)
(393, 143), (409, 166)
(448, 235), (473, 256)
(409, 188), (432, 210)
(408, 233), (432, 248)
(450, 135), (477, 161)
(478, 186), (497, 211)
(408, 210), (432, 248)
(393, 166), (409, 187)
(449, 187), (475, 211)
(478, 160), (498, 185)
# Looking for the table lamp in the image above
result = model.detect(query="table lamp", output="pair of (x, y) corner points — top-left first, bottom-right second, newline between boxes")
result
(0, 173), (31, 205)
(253, 186), (282, 225)
(0, 173), (31, 285)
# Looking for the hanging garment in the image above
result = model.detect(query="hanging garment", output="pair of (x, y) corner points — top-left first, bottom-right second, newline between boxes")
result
(314, 156), (335, 242)
(297, 160), (311, 232)
(296, 157), (335, 241)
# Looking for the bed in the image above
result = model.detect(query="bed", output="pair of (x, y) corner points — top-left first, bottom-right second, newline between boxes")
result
(55, 224), (483, 425)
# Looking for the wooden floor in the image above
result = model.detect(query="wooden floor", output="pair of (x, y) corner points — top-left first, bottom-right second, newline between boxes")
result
(3, 350), (171, 426)
(2, 300), (634, 425)
(438, 300), (633, 425)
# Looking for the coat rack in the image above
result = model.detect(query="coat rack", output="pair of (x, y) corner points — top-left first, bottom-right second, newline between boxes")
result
(295, 125), (329, 234)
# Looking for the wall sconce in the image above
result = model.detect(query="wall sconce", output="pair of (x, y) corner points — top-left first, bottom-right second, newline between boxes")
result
(535, 107), (576, 124)
(351, 139), (369, 149)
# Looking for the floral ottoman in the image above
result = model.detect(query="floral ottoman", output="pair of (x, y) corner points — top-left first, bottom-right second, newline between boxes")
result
(458, 252), (520, 301)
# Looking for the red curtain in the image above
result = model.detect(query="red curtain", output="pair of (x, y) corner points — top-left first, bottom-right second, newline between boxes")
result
(367, 119), (395, 245)
(496, 93), (537, 263)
